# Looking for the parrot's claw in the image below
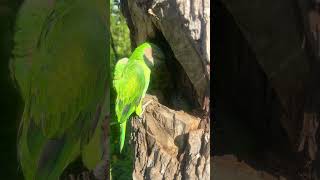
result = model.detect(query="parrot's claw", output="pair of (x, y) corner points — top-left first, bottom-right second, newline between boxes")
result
(81, 171), (90, 180)
(69, 171), (91, 180)
(137, 117), (142, 123)
(141, 100), (153, 116)
(110, 121), (118, 126)
(69, 174), (75, 180)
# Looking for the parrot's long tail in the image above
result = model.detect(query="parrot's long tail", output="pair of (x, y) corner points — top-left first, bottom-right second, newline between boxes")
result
(119, 122), (127, 153)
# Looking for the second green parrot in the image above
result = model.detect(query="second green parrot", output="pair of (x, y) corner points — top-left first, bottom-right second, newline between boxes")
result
(11, 0), (108, 179)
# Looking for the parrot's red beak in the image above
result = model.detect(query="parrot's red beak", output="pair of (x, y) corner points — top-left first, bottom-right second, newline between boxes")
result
(144, 47), (155, 66)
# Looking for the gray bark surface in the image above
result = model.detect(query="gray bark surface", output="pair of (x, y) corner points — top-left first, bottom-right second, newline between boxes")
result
(131, 95), (209, 180)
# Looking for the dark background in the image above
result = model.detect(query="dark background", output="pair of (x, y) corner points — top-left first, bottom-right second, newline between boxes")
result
(0, 0), (24, 179)
(212, 1), (304, 179)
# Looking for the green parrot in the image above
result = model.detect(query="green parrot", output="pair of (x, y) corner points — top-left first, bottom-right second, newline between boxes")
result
(10, 0), (108, 179)
(113, 42), (164, 153)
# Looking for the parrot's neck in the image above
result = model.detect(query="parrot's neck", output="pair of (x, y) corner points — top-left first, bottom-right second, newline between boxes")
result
(129, 46), (154, 70)
(136, 58), (150, 68)
(129, 48), (145, 60)
(132, 57), (151, 75)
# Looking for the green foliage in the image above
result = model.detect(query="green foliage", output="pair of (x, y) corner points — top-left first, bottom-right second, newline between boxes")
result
(110, 0), (131, 86)
(110, 0), (131, 60)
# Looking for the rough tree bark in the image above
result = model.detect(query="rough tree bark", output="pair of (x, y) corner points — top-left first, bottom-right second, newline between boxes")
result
(131, 95), (209, 180)
(120, 0), (210, 179)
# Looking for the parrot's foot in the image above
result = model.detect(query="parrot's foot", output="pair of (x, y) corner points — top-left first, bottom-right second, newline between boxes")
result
(137, 116), (143, 123)
(110, 121), (118, 126)
(69, 174), (75, 180)
(68, 171), (91, 180)
(140, 100), (153, 117)
(80, 171), (91, 180)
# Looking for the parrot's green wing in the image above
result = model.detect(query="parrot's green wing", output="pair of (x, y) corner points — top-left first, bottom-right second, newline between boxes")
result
(113, 62), (146, 152)
(12, 0), (108, 179)
(113, 57), (129, 93)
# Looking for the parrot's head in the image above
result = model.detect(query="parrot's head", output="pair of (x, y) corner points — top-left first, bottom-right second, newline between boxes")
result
(140, 42), (165, 67)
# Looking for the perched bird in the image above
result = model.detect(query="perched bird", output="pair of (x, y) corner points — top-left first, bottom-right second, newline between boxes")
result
(10, 0), (108, 179)
(113, 42), (164, 153)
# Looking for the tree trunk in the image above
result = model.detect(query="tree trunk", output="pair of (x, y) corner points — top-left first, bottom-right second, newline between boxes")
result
(131, 95), (209, 180)
(120, 0), (210, 179)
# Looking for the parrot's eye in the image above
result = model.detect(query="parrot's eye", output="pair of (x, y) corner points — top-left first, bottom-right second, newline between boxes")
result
(150, 45), (165, 61)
